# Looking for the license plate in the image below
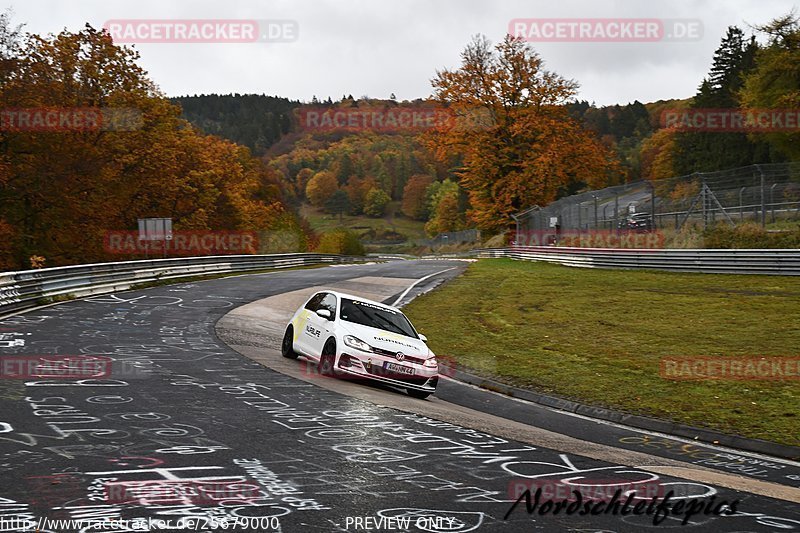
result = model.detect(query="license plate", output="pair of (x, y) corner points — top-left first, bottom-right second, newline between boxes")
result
(383, 362), (414, 376)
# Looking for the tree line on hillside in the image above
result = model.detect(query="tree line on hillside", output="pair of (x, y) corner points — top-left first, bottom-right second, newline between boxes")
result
(173, 94), (299, 156)
(171, 14), (798, 237)
(213, 15), (799, 236)
(267, 131), (471, 236)
(2, 12), (797, 270)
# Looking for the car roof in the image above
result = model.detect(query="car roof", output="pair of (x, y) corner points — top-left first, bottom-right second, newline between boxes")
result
(313, 290), (402, 313)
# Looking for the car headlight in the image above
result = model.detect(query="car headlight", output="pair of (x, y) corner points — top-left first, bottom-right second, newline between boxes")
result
(423, 357), (438, 369)
(343, 335), (372, 352)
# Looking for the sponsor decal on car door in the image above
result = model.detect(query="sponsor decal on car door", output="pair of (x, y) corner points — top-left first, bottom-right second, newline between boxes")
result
(295, 292), (325, 356)
(304, 313), (326, 357)
(302, 292), (336, 358)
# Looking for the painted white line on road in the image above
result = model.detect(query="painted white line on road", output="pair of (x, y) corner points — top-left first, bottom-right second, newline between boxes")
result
(391, 268), (456, 307)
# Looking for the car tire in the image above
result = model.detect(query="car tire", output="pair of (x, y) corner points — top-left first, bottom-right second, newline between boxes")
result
(407, 388), (431, 400)
(319, 339), (337, 377)
(281, 326), (299, 359)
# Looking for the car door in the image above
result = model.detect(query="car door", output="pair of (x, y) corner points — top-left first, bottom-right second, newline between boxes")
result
(295, 292), (326, 356)
(305, 293), (337, 357)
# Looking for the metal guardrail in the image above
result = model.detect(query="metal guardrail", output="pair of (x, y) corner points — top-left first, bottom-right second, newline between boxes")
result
(0, 253), (355, 318)
(471, 247), (800, 275)
(4, 246), (798, 321)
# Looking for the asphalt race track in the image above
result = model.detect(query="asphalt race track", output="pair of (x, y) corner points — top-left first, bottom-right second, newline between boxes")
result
(0, 259), (798, 532)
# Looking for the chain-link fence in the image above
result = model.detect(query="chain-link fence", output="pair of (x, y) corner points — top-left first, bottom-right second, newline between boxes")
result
(514, 162), (800, 238)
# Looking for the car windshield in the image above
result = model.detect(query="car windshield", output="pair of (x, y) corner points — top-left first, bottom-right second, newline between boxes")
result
(339, 298), (418, 339)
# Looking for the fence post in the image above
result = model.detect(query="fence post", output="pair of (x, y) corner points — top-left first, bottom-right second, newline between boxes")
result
(650, 182), (656, 229)
(512, 214), (519, 247)
(757, 164), (766, 227)
(699, 174), (707, 230)
(739, 187), (746, 222)
(771, 183), (778, 223)
(614, 195), (619, 233)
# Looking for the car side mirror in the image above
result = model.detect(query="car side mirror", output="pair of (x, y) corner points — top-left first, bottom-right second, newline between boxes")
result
(418, 333), (427, 342)
(316, 309), (332, 320)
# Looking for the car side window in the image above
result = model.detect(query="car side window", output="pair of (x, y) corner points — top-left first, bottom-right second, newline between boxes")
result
(319, 293), (337, 317)
(304, 292), (326, 311)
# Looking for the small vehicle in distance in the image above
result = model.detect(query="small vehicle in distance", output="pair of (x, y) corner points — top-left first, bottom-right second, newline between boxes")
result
(281, 291), (438, 399)
(618, 212), (655, 233)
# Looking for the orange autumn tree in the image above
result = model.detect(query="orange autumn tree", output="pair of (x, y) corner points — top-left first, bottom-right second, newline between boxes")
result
(640, 128), (678, 181)
(0, 23), (288, 268)
(427, 35), (620, 232)
(401, 174), (435, 220)
(305, 170), (338, 207)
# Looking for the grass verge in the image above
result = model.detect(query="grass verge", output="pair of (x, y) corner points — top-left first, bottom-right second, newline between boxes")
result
(402, 258), (800, 447)
(301, 203), (427, 243)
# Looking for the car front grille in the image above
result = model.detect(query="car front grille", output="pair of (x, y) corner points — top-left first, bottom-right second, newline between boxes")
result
(371, 346), (426, 365)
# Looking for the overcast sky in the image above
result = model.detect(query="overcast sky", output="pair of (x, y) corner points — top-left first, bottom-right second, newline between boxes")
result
(7, 0), (798, 106)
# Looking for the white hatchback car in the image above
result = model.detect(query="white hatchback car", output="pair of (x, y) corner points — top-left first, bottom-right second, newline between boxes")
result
(281, 291), (439, 398)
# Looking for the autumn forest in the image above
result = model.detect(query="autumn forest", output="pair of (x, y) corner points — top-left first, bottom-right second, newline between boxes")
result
(1, 13), (798, 270)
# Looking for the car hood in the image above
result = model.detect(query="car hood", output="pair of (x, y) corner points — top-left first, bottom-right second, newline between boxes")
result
(339, 321), (431, 358)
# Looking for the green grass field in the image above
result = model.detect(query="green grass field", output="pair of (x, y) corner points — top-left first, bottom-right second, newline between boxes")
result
(301, 203), (428, 245)
(403, 259), (800, 446)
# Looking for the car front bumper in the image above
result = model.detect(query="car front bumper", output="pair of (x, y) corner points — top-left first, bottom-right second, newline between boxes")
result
(337, 352), (438, 392)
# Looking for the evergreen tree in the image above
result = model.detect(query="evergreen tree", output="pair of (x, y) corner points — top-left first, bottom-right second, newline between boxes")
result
(674, 27), (774, 174)
(740, 13), (800, 160)
(325, 189), (351, 220)
(336, 153), (354, 185)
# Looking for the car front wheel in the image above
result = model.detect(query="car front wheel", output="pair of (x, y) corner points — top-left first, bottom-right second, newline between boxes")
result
(319, 339), (337, 377)
(281, 326), (298, 359)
